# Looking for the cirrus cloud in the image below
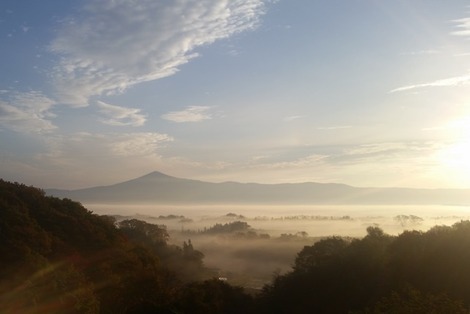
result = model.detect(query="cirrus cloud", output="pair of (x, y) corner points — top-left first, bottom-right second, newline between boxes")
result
(96, 101), (146, 126)
(389, 15), (470, 94)
(389, 73), (470, 93)
(49, 0), (267, 107)
(0, 91), (57, 133)
(451, 17), (470, 37)
(161, 106), (213, 123)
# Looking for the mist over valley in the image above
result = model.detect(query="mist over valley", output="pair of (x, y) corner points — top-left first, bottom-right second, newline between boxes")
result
(45, 171), (470, 289)
(4, 177), (470, 312)
(4, 0), (470, 312)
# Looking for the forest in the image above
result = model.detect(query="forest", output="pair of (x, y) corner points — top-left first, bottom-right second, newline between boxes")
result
(1, 179), (470, 313)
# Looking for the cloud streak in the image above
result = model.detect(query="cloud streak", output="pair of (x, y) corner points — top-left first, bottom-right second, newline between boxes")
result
(316, 126), (351, 130)
(389, 15), (470, 94)
(389, 73), (470, 93)
(96, 101), (146, 126)
(451, 17), (470, 37)
(0, 91), (57, 133)
(161, 106), (213, 123)
(49, 0), (266, 106)
(255, 154), (328, 170)
(283, 115), (304, 122)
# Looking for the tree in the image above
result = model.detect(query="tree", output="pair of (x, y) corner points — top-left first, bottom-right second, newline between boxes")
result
(118, 219), (169, 246)
(362, 286), (467, 314)
(175, 279), (254, 314)
(294, 237), (348, 272)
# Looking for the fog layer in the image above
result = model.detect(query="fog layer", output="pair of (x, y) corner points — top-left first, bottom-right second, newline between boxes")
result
(88, 203), (470, 289)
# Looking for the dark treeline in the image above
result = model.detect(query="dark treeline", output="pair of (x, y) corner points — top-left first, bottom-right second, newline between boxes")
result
(180, 220), (272, 240)
(203, 221), (251, 234)
(259, 225), (470, 313)
(2, 179), (470, 313)
(0, 180), (249, 313)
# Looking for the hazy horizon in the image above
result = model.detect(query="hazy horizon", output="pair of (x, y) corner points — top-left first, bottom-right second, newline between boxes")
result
(45, 170), (470, 191)
(2, 1), (470, 190)
(86, 202), (470, 237)
(87, 202), (470, 283)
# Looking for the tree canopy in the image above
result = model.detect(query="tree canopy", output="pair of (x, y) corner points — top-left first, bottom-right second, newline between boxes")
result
(258, 221), (470, 313)
(0, 179), (245, 313)
(2, 178), (470, 313)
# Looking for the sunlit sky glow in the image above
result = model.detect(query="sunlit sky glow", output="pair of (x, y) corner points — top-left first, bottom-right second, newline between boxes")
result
(2, 0), (470, 189)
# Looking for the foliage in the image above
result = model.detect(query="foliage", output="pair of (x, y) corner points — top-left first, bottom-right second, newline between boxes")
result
(203, 221), (251, 234)
(4, 179), (470, 313)
(258, 222), (470, 313)
(0, 179), (244, 313)
(174, 279), (254, 314)
(118, 218), (169, 247)
(359, 285), (467, 314)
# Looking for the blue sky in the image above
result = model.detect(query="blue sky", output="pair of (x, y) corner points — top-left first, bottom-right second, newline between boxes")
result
(2, 0), (470, 189)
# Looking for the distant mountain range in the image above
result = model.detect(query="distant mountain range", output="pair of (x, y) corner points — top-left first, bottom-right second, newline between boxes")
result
(46, 171), (470, 205)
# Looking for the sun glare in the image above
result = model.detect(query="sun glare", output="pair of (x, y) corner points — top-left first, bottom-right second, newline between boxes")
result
(434, 117), (470, 187)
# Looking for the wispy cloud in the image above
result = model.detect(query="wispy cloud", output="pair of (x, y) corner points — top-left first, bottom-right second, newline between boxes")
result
(390, 15), (470, 94)
(250, 141), (436, 170)
(0, 91), (57, 133)
(11, 131), (174, 188)
(329, 142), (436, 166)
(451, 17), (470, 37)
(44, 132), (173, 160)
(161, 106), (213, 123)
(453, 52), (470, 57)
(283, 115), (304, 122)
(165, 156), (232, 171)
(316, 125), (351, 130)
(389, 73), (470, 93)
(255, 154), (328, 169)
(96, 101), (146, 127)
(400, 49), (440, 56)
(110, 132), (173, 156)
(342, 142), (410, 157)
(49, 0), (267, 106)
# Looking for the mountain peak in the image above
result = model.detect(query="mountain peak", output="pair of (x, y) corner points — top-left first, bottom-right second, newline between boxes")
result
(138, 171), (175, 179)
(45, 171), (470, 206)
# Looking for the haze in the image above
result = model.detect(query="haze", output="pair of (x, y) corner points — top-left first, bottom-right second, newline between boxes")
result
(87, 202), (470, 289)
(2, 1), (470, 190)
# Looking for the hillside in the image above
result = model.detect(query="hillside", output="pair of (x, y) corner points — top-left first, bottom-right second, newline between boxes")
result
(3, 178), (470, 313)
(0, 179), (250, 313)
(46, 171), (470, 205)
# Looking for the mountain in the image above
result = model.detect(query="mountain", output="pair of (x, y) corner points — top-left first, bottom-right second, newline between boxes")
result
(46, 171), (470, 205)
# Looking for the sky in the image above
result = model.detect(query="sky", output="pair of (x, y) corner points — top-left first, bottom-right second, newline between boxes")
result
(2, 0), (470, 190)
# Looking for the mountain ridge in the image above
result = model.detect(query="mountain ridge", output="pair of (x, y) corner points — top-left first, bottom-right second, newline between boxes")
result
(45, 171), (470, 205)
